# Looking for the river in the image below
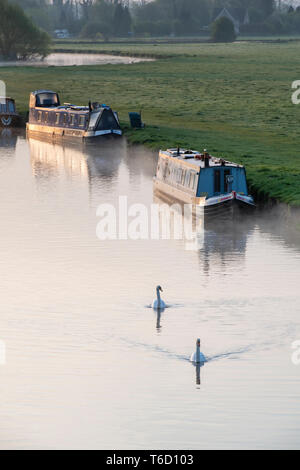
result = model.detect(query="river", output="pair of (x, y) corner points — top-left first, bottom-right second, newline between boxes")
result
(0, 130), (299, 449)
(0, 52), (153, 67)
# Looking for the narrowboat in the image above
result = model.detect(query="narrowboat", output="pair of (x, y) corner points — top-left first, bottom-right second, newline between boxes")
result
(0, 97), (20, 127)
(154, 148), (255, 215)
(26, 90), (122, 139)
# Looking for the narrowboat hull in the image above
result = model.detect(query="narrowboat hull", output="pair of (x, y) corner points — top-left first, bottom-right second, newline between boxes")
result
(26, 123), (122, 139)
(153, 177), (254, 219)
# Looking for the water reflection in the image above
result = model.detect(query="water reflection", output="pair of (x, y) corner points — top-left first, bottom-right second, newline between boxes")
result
(21, 134), (300, 258)
(0, 52), (154, 67)
(153, 191), (255, 274)
(0, 129), (18, 149)
(156, 308), (164, 332)
(28, 135), (124, 192)
(195, 363), (201, 386)
(29, 137), (89, 181)
(199, 222), (254, 275)
(0, 129), (18, 172)
(1, 131), (300, 449)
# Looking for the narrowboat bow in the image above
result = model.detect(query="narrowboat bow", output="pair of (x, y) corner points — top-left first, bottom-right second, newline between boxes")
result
(26, 90), (122, 139)
(154, 148), (255, 215)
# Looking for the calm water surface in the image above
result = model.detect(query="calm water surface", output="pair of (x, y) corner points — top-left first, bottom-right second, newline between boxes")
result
(0, 53), (153, 67)
(0, 130), (300, 449)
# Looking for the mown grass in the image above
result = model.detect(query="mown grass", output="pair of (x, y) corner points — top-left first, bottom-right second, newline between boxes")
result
(2, 40), (300, 205)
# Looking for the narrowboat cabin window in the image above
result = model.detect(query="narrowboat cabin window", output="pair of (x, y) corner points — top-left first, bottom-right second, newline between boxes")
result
(8, 101), (15, 113)
(171, 167), (176, 183)
(176, 168), (182, 184)
(55, 113), (60, 125)
(70, 114), (75, 126)
(38, 111), (42, 123)
(224, 169), (231, 193)
(190, 172), (197, 190)
(181, 169), (186, 186)
(0, 101), (15, 114)
(163, 162), (168, 179)
(36, 92), (59, 108)
(63, 114), (67, 125)
(185, 171), (190, 187)
(44, 112), (49, 124)
(79, 115), (85, 127)
(189, 173), (193, 189)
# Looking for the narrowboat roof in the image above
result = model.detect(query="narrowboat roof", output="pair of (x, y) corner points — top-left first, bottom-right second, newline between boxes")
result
(34, 104), (113, 114)
(160, 148), (244, 170)
(31, 90), (57, 96)
(55, 105), (90, 113)
(32, 89), (111, 114)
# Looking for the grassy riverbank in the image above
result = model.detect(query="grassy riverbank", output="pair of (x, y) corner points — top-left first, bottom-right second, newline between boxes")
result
(2, 41), (300, 205)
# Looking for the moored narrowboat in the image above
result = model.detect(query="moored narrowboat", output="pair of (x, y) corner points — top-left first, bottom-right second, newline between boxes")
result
(0, 97), (20, 127)
(26, 90), (122, 139)
(154, 148), (255, 215)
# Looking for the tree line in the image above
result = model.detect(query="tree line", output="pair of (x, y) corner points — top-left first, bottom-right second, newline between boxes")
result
(1, 0), (300, 61)
(16, 0), (300, 39)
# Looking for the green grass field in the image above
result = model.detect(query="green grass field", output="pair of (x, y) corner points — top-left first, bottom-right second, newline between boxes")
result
(2, 40), (300, 205)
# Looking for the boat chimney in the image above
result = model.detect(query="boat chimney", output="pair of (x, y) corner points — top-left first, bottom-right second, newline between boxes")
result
(204, 149), (210, 168)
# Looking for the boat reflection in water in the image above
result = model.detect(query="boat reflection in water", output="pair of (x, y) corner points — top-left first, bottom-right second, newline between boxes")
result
(0, 129), (19, 171)
(199, 220), (255, 275)
(153, 189), (255, 274)
(0, 128), (18, 149)
(28, 135), (125, 193)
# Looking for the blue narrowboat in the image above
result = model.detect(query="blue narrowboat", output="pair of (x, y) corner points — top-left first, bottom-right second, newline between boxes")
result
(26, 90), (122, 139)
(154, 148), (255, 214)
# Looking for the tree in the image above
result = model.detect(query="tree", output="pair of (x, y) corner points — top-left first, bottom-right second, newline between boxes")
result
(113, 2), (132, 37)
(0, 0), (51, 59)
(211, 16), (236, 42)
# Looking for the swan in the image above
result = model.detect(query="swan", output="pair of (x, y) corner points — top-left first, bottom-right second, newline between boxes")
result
(190, 338), (206, 363)
(152, 285), (166, 310)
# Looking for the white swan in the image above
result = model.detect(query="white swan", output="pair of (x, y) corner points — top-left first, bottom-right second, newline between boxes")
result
(190, 338), (206, 363)
(152, 285), (166, 310)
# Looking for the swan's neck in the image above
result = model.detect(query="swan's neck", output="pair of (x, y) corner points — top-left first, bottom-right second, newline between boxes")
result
(157, 289), (161, 305)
